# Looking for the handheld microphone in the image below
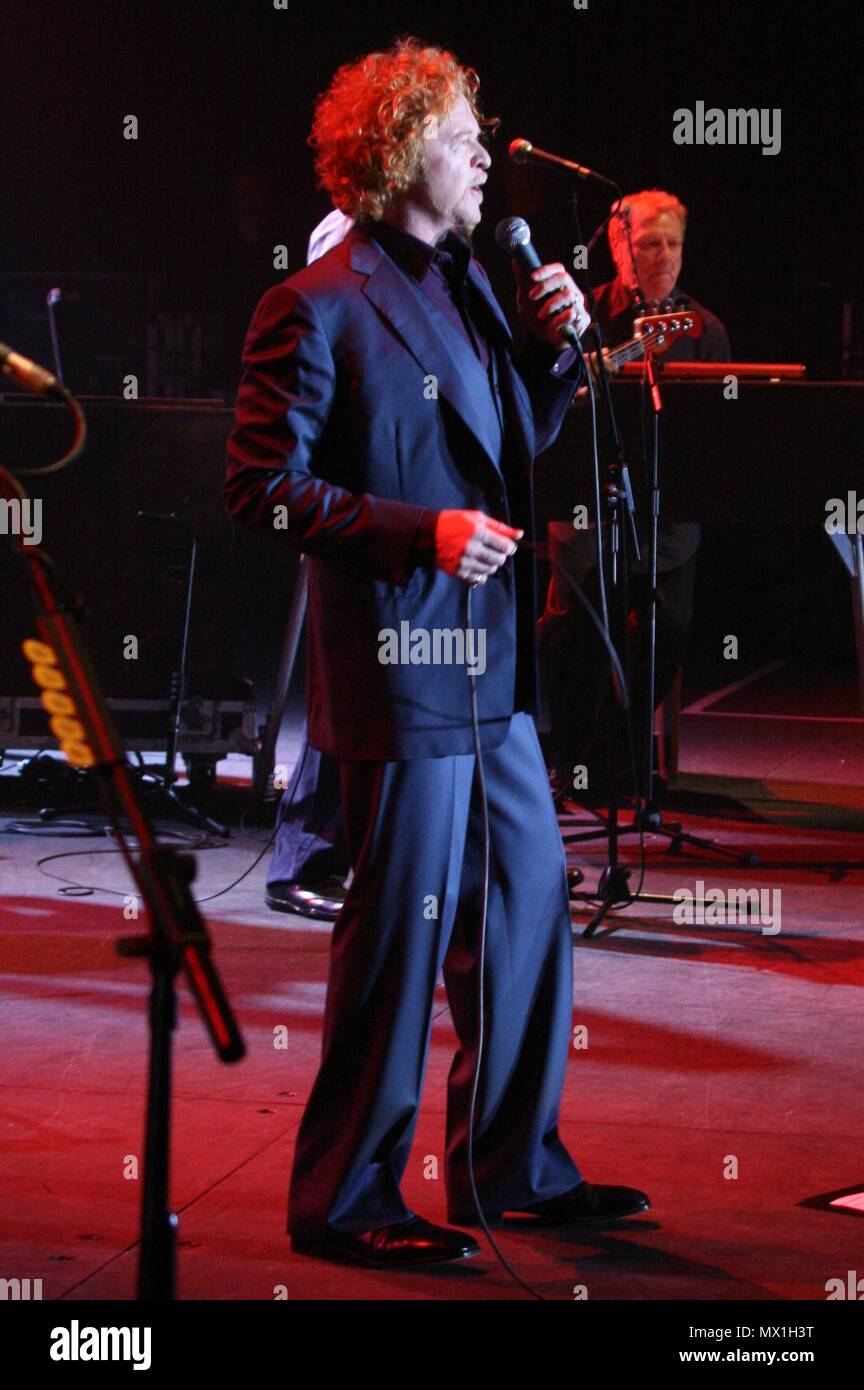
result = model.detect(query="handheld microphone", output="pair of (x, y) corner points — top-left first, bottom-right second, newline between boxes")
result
(509, 137), (607, 183)
(0, 341), (67, 399)
(495, 216), (588, 347)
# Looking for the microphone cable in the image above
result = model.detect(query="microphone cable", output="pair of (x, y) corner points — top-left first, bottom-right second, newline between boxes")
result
(460, 324), (616, 1297)
(462, 579), (549, 1299)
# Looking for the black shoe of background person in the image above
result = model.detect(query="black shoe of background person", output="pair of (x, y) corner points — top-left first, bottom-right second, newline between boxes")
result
(291, 1215), (481, 1267)
(265, 877), (345, 921)
(450, 1179), (651, 1229)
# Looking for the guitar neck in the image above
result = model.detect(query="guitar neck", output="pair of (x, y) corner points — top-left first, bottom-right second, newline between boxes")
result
(607, 334), (647, 369)
(601, 307), (702, 367)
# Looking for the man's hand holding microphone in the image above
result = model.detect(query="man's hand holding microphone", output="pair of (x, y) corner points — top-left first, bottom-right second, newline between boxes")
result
(434, 511), (522, 587)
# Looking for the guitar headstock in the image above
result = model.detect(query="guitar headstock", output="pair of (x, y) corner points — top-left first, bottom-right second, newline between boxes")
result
(632, 310), (703, 355)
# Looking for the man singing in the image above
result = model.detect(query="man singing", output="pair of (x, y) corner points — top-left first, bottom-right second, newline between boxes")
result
(226, 37), (649, 1268)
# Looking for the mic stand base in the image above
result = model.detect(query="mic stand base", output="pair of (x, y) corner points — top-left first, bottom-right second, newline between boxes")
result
(572, 884), (739, 939)
(35, 763), (227, 837)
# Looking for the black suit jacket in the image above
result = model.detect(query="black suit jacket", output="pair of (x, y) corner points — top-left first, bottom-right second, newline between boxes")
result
(225, 225), (584, 759)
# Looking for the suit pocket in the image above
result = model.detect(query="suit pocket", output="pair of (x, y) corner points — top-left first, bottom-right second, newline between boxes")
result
(373, 567), (426, 605)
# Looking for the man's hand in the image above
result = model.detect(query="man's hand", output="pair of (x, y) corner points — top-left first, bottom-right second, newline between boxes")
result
(516, 264), (590, 349)
(434, 510), (522, 586)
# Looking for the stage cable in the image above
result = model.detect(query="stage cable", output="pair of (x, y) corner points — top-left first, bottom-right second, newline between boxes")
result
(15, 745), (314, 905)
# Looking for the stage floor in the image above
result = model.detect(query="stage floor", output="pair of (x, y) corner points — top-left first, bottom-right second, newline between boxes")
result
(1, 690), (863, 1301)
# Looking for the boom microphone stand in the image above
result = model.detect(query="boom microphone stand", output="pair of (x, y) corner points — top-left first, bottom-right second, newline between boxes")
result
(555, 192), (756, 937)
(2, 387), (245, 1300)
(556, 183), (645, 931)
(574, 347), (759, 932)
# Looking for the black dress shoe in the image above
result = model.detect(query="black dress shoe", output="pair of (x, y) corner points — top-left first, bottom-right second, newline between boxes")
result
(266, 879), (345, 921)
(291, 1215), (481, 1267)
(451, 1180), (650, 1229)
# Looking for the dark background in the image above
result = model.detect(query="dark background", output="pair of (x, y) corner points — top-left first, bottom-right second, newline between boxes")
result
(2, 0), (861, 382)
(1, 0), (861, 706)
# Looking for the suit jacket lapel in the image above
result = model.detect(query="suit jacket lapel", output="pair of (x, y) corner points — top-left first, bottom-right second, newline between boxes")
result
(351, 232), (535, 478)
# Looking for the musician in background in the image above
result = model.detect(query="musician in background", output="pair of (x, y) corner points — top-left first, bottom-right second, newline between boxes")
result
(539, 190), (730, 797)
(264, 207), (354, 923)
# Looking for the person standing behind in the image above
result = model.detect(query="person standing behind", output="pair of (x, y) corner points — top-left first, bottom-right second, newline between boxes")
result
(264, 206), (355, 923)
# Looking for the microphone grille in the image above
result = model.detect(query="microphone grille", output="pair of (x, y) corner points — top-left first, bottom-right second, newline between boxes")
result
(495, 216), (532, 254)
(508, 138), (532, 163)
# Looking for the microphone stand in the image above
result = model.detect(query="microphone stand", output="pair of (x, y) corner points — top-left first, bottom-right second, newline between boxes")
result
(16, 302), (224, 837)
(557, 184), (642, 931)
(634, 361), (759, 842)
(135, 508), (227, 835)
(557, 194), (756, 938)
(37, 506), (227, 836)
(1, 449), (245, 1302)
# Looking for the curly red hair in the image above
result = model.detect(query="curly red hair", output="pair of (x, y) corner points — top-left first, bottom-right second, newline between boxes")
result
(309, 36), (486, 221)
